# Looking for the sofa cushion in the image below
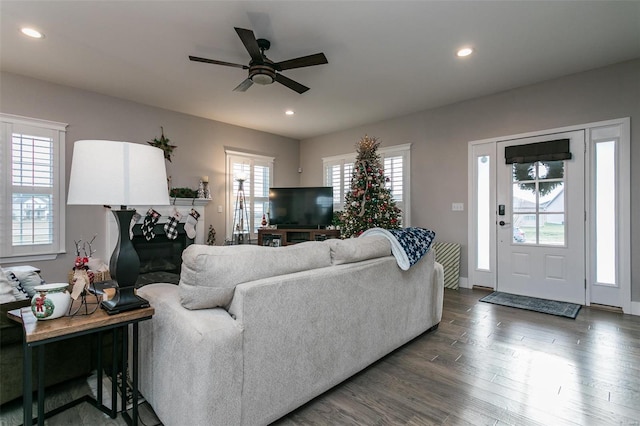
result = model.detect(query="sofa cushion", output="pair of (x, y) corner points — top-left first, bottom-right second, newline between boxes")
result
(4, 266), (45, 297)
(179, 242), (332, 310)
(326, 236), (391, 265)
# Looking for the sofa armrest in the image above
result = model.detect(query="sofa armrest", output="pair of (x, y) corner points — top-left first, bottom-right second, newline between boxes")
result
(1, 299), (30, 328)
(136, 284), (244, 426)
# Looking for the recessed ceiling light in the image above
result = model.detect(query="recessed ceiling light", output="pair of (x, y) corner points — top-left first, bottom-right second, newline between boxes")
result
(285, 110), (295, 116)
(456, 47), (473, 57)
(21, 27), (44, 39)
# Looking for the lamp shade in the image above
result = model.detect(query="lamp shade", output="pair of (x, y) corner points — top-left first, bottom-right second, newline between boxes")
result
(68, 140), (169, 207)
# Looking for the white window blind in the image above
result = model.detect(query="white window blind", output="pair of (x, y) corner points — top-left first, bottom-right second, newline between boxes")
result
(324, 159), (355, 212)
(1, 114), (67, 261)
(12, 133), (54, 245)
(226, 150), (274, 242)
(323, 143), (411, 226)
(384, 155), (404, 206)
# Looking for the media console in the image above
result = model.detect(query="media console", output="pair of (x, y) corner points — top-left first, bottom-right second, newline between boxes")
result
(258, 228), (341, 246)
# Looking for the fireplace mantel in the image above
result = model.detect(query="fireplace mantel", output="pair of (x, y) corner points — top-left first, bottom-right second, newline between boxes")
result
(105, 198), (211, 257)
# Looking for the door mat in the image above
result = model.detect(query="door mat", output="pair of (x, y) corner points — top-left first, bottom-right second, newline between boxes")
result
(479, 291), (581, 319)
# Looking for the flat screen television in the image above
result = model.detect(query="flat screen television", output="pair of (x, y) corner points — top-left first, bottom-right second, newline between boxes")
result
(269, 187), (333, 229)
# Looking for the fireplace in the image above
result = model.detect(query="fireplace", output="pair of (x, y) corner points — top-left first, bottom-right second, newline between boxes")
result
(105, 199), (210, 287)
(131, 222), (193, 285)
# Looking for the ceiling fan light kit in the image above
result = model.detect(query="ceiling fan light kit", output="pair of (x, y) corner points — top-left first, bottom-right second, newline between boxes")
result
(190, 27), (327, 94)
(250, 64), (276, 85)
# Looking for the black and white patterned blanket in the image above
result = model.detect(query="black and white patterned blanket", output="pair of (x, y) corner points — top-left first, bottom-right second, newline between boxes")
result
(361, 227), (436, 270)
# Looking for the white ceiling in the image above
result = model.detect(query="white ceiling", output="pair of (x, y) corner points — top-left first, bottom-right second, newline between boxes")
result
(1, 1), (639, 140)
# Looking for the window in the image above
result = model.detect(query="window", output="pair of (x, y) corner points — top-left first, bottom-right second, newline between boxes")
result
(225, 149), (273, 243)
(1, 114), (67, 261)
(323, 143), (411, 225)
(323, 155), (355, 212)
(476, 155), (491, 270)
(511, 160), (566, 246)
(594, 140), (616, 285)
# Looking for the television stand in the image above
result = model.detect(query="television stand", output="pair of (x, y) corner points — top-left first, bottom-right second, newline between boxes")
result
(258, 228), (341, 246)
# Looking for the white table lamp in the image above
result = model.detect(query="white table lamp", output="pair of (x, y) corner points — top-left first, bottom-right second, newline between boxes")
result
(67, 140), (169, 314)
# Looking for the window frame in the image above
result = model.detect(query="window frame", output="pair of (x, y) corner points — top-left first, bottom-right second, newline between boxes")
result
(225, 149), (274, 242)
(323, 143), (411, 226)
(0, 113), (67, 262)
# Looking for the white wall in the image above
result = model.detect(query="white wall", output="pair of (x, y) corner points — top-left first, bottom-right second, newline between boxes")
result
(299, 59), (640, 302)
(0, 72), (300, 282)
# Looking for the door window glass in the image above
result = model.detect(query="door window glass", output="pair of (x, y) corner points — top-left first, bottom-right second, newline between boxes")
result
(512, 161), (565, 246)
(595, 141), (616, 285)
(476, 155), (490, 270)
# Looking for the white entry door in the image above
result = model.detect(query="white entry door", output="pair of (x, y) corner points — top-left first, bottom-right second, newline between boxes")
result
(496, 131), (585, 304)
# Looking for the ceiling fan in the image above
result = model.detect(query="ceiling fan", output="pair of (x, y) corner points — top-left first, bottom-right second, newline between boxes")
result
(189, 27), (328, 94)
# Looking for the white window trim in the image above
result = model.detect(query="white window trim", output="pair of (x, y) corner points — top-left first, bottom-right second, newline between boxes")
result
(323, 143), (411, 226)
(225, 149), (274, 242)
(0, 113), (67, 263)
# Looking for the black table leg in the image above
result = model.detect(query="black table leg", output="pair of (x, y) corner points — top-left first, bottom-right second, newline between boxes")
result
(23, 340), (32, 426)
(111, 327), (118, 417)
(121, 325), (128, 421)
(37, 345), (44, 426)
(132, 322), (139, 426)
(97, 331), (103, 407)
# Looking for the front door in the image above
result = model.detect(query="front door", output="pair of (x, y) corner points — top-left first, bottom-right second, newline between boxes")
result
(496, 131), (585, 304)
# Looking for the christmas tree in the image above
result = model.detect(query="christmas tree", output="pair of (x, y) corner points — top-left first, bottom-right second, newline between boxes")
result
(341, 135), (401, 238)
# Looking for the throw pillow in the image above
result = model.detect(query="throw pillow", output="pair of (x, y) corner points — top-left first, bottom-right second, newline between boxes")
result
(2, 269), (29, 301)
(5, 267), (45, 297)
(0, 269), (16, 303)
(179, 241), (332, 310)
(326, 236), (391, 265)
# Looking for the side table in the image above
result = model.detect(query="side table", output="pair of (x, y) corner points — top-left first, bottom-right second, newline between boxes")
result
(8, 305), (154, 426)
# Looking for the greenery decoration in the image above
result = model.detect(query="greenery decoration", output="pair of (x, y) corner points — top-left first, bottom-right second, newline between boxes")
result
(341, 135), (401, 238)
(169, 187), (197, 198)
(148, 126), (177, 162)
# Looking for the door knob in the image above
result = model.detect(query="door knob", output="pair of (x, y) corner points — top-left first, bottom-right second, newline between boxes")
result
(499, 221), (510, 226)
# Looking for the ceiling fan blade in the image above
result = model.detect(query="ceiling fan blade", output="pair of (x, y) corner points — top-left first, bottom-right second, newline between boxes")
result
(274, 53), (328, 71)
(234, 27), (263, 63)
(189, 56), (248, 69)
(275, 73), (309, 94)
(233, 78), (254, 92)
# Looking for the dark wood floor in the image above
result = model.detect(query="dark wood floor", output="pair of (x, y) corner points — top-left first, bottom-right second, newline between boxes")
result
(275, 288), (640, 425)
(2, 288), (638, 425)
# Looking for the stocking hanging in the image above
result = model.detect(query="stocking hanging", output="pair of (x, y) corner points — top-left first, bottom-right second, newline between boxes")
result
(142, 208), (161, 241)
(185, 209), (200, 240)
(164, 210), (182, 240)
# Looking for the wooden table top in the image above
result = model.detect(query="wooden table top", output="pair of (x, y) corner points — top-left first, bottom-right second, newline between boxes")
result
(7, 306), (154, 344)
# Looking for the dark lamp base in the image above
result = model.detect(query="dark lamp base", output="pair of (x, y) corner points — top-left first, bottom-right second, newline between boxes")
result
(101, 286), (149, 315)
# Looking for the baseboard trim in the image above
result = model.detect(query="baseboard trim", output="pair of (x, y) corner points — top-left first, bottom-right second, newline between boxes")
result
(630, 301), (640, 316)
(458, 276), (470, 289)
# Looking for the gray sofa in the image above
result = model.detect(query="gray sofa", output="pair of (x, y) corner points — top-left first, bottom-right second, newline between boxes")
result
(137, 236), (444, 426)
